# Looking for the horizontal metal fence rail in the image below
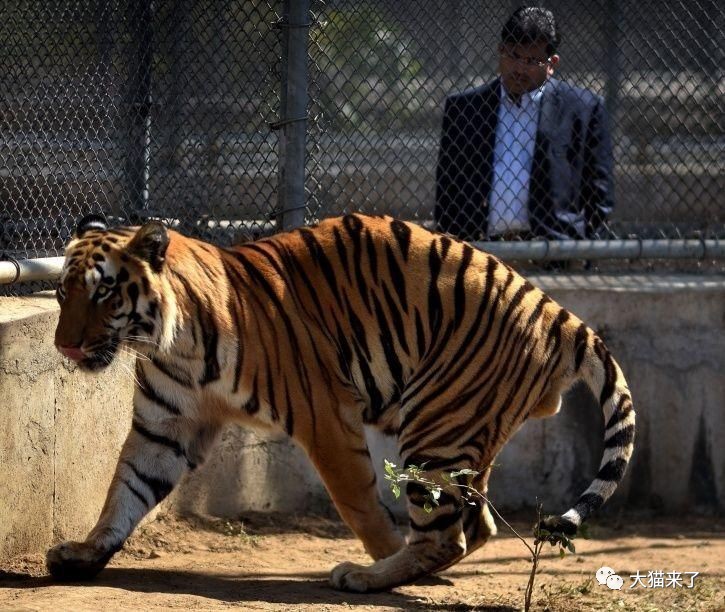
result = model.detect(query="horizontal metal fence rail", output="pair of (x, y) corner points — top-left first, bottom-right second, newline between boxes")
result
(4, 238), (724, 286)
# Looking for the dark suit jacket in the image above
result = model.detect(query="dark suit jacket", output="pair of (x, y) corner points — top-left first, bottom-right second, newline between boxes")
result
(435, 77), (614, 241)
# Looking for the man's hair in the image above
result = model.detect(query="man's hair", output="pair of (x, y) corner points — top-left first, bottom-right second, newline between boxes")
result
(501, 6), (560, 56)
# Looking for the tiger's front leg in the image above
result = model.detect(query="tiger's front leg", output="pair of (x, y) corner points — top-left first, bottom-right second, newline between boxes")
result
(46, 411), (219, 580)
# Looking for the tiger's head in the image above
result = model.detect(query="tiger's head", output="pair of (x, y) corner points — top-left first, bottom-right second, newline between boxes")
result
(55, 214), (172, 371)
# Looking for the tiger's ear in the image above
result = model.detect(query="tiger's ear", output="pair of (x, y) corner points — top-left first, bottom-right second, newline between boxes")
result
(126, 221), (169, 273)
(75, 214), (108, 237)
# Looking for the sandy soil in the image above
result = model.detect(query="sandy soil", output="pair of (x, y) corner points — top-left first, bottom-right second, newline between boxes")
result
(1, 512), (723, 611)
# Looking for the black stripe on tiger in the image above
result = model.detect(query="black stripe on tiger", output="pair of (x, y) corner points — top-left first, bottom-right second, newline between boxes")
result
(572, 492), (605, 520)
(414, 308), (425, 359)
(341, 215), (372, 313)
(390, 219), (412, 261)
(435, 264), (496, 385)
(439, 235), (452, 260)
(283, 379), (294, 436)
(226, 288), (245, 394)
(546, 308), (571, 353)
(332, 227), (352, 284)
(524, 294), (551, 331)
(344, 293), (372, 362)
(427, 241), (444, 347)
(275, 246), (328, 330)
(243, 374), (260, 415)
(122, 460), (174, 504)
(596, 458), (628, 482)
(364, 229), (379, 284)
(604, 424), (635, 448)
(355, 341), (385, 423)
(121, 477), (150, 507)
(381, 282), (410, 356)
(333, 318), (354, 378)
(230, 250), (308, 383)
(402, 453), (478, 472)
(398, 320), (456, 427)
(409, 509), (462, 533)
(170, 270), (220, 385)
(453, 244), (474, 330)
(299, 228), (343, 309)
(371, 292), (404, 393)
(574, 323), (589, 371)
(132, 420), (186, 461)
(605, 396), (634, 429)
(265, 353), (279, 423)
(385, 243), (408, 314)
(135, 363), (182, 415)
(595, 339), (617, 405)
(126, 281), (140, 312)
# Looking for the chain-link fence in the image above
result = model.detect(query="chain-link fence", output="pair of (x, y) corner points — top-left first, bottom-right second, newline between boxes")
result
(2, 0), (724, 292)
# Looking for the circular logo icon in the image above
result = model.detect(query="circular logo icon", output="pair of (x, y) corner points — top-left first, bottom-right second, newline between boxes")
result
(596, 566), (616, 585)
(606, 574), (624, 590)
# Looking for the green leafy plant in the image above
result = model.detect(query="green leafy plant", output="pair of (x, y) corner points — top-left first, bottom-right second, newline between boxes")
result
(384, 459), (585, 612)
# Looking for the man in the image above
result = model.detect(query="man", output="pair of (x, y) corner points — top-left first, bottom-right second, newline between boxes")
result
(435, 6), (614, 242)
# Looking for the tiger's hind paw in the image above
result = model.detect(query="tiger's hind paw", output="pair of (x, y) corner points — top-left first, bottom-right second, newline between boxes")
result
(330, 561), (379, 593)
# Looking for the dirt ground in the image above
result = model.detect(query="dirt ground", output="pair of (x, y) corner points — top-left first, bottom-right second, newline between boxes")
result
(1, 512), (723, 611)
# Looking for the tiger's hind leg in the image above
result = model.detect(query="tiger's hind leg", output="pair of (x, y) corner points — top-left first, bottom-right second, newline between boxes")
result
(330, 459), (472, 592)
(433, 466), (497, 575)
(461, 466), (497, 553)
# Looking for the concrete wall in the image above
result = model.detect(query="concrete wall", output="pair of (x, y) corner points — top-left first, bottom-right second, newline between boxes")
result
(1, 274), (723, 560)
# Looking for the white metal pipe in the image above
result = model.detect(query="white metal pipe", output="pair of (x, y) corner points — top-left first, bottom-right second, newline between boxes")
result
(0, 257), (65, 285)
(1, 239), (723, 285)
(477, 239), (725, 261)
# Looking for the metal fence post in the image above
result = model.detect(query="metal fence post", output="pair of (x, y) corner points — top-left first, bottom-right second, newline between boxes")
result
(125, 0), (154, 223)
(603, 0), (621, 120)
(276, 0), (310, 231)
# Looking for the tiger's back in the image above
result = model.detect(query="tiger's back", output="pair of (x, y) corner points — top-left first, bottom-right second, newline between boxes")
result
(249, 214), (585, 444)
(48, 213), (634, 593)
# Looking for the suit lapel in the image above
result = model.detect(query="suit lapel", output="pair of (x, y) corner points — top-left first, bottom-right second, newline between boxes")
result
(530, 78), (562, 232)
(474, 80), (500, 207)
(536, 78), (561, 151)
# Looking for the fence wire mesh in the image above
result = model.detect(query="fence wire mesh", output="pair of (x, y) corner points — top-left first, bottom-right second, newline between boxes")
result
(1, 0), (724, 293)
(307, 0), (724, 242)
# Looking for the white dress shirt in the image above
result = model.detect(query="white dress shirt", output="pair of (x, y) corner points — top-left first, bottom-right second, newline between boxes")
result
(488, 82), (544, 237)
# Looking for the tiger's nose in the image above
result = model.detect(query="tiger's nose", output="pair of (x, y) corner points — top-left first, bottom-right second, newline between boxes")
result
(57, 344), (86, 362)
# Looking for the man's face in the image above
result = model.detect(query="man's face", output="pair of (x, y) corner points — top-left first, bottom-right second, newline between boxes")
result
(498, 40), (559, 96)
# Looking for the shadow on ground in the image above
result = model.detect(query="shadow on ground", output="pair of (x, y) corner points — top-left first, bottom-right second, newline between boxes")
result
(0, 568), (517, 611)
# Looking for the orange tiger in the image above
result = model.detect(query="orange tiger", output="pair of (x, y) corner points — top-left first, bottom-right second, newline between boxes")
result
(48, 213), (634, 592)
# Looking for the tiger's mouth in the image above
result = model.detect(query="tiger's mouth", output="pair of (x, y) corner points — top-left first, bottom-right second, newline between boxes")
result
(75, 338), (121, 372)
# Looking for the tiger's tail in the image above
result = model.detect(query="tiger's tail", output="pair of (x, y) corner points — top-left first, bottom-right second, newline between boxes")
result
(541, 335), (635, 537)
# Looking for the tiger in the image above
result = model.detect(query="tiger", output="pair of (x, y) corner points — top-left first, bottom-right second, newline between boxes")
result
(48, 212), (635, 592)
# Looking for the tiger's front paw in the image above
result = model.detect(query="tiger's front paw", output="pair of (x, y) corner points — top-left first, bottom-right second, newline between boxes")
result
(46, 540), (117, 581)
(330, 561), (377, 593)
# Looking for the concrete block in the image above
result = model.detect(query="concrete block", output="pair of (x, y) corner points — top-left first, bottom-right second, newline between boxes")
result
(0, 295), (58, 558)
(173, 427), (328, 518)
(0, 294), (135, 560)
(52, 359), (136, 541)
